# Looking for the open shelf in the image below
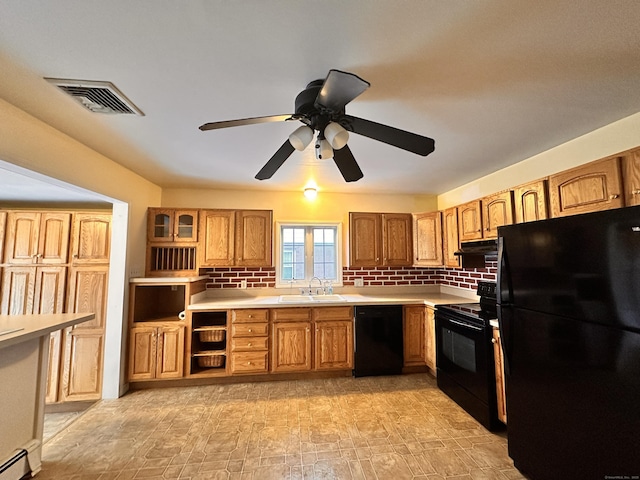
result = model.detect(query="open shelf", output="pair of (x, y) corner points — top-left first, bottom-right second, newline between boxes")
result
(132, 284), (187, 323)
(189, 311), (228, 376)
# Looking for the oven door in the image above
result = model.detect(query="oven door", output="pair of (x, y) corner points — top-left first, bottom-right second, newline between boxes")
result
(435, 308), (492, 404)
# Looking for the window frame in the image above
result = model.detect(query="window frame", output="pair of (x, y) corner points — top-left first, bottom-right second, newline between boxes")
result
(275, 221), (343, 288)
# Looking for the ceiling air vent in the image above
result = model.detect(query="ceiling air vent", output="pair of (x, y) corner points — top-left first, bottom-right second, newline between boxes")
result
(45, 78), (144, 115)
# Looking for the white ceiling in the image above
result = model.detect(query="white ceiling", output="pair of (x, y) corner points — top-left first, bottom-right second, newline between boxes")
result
(1, 0), (640, 199)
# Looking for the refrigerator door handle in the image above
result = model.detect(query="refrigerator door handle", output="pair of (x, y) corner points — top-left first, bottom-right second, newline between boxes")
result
(497, 236), (513, 305)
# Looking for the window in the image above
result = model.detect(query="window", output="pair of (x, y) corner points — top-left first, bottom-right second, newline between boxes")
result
(276, 223), (342, 287)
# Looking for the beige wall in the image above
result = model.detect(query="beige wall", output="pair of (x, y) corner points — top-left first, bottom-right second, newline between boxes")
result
(438, 112), (640, 209)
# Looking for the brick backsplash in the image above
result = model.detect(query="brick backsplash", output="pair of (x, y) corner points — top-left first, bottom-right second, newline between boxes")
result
(201, 257), (497, 292)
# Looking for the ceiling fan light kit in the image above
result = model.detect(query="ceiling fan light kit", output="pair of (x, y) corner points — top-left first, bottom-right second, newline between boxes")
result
(199, 69), (435, 182)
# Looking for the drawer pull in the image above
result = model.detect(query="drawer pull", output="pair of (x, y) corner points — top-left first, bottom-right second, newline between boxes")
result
(248, 342), (252, 347)
(247, 361), (252, 365)
(248, 314), (253, 318)
(633, 189), (640, 195)
(248, 328), (252, 333)
(610, 194), (620, 200)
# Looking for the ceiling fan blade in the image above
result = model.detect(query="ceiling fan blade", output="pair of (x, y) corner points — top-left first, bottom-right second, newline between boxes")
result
(315, 70), (370, 112)
(333, 145), (364, 182)
(344, 115), (435, 156)
(255, 140), (296, 180)
(199, 114), (294, 131)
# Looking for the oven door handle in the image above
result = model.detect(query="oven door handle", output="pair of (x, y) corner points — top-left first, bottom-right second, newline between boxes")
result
(447, 318), (484, 332)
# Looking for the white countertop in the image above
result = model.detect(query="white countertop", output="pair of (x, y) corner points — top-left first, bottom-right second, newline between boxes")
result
(130, 276), (208, 284)
(0, 313), (95, 349)
(189, 292), (475, 311)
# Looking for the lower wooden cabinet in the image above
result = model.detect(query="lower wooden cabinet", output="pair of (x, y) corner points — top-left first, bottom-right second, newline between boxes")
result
(403, 306), (426, 366)
(230, 308), (269, 374)
(313, 306), (353, 370)
(492, 327), (507, 424)
(271, 321), (312, 373)
(128, 324), (185, 381)
(59, 328), (105, 402)
(424, 307), (436, 373)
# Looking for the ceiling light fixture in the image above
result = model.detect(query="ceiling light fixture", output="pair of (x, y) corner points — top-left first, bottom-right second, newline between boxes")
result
(304, 187), (318, 200)
(324, 122), (349, 149)
(288, 126), (314, 151)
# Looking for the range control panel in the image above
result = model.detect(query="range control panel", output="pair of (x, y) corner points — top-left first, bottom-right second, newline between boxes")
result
(477, 281), (497, 299)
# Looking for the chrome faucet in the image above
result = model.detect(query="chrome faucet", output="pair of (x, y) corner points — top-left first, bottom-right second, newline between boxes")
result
(309, 276), (324, 295)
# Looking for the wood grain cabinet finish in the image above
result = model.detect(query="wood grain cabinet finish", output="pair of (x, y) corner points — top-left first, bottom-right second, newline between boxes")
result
(424, 307), (436, 374)
(548, 157), (624, 217)
(147, 208), (198, 243)
(128, 325), (185, 380)
(481, 191), (514, 238)
(492, 327), (507, 424)
(313, 306), (353, 371)
(4, 211), (71, 264)
(512, 179), (549, 223)
(442, 207), (460, 267)
(271, 321), (312, 373)
(413, 212), (443, 267)
(403, 306), (426, 366)
(230, 308), (269, 375)
(349, 212), (412, 267)
(71, 213), (112, 264)
(199, 209), (272, 267)
(621, 147), (640, 207)
(457, 200), (483, 242)
(0, 211), (5, 262)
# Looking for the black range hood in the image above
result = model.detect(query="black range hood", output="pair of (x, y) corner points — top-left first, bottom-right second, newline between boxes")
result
(454, 239), (498, 268)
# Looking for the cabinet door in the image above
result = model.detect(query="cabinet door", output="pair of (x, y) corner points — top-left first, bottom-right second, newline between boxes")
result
(349, 213), (382, 267)
(45, 330), (63, 403)
(492, 328), (507, 424)
(200, 209), (235, 266)
(4, 211), (39, 264)
(71, 213), (111, 264)
(147, 208), (173, 242)
(457, 200), (483, 242)
(0, 266), (36, 315)
(0, 211), (6, 263)
(403, 306), (425, 366)
(128, 326), (157, 381)
(382, 213), (412, 266)
(513, 179), (549, 223)
(59, 329), (104, 401)
(235, 210), (272, 266)
(548, 157), (623, 217)
(173, 210), (198, 242)
(442, 207), (460, 268)
(424, 307), (436, 373)
(621, 147), (640, 207)
(156, 326), (185, 379)
(33, 266), (66, 315)
(314, 320), (353, 370)
(271, 322), (312, 372)
(38, 212), (71, 264)
(413, 212), (443, 267)
(482, 191), (514, 238)
(67, 266), (109, 331)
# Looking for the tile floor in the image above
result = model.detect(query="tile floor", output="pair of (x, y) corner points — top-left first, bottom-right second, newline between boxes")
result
(39, 374), (526, 479)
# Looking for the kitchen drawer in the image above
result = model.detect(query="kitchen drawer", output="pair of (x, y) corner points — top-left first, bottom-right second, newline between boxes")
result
(312, 306), (353, 321)
(270, 307), (311, 322)
(231, 322), (269, 337)
(231, 309), (269, 323)
(231, 336), (269, 351)
(230, 351), (269, 374)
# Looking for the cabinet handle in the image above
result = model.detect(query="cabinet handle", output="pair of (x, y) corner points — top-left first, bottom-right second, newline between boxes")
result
(633, 189), (640, 195)
(247, 361), (252, 365)
(485, 228), (490, 231)
(248, 314), (253, 318)
(491, 338), (497, 344)
(248, 328), (252, 333)
(248, 342), (252, 347)
(610, 194), (620, 200)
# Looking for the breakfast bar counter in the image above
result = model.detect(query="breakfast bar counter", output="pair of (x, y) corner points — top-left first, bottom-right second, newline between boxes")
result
(0, 313), (95, 479)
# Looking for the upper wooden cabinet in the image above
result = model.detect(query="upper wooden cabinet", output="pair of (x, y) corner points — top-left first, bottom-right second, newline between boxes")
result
(199, 209), (272, 268)
(147, 209), (198, 243)
(621, 147), (640, 207)
(71, 213), (111, 264)
(548, 157), (624, 218)
(4, 211), (71, 265)
(457, 200), (483, 242)
(349, 212), (412, 267)
(413, 212), (443, 267)
(442, 207), (460, 268)
(235, 210), (272, 267)
(482, 191), (514, 238)
(513, 179), (549, 223)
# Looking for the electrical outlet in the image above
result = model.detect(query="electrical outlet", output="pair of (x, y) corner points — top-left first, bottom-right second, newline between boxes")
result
(240, 279), (247, 289)
(354, 278), (364, 287)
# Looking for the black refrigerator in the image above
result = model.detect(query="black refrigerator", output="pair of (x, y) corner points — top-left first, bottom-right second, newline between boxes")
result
(497, 206), (640, 480)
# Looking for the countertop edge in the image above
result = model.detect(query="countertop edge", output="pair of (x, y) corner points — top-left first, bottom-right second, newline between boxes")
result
(0, 313), (96, 349)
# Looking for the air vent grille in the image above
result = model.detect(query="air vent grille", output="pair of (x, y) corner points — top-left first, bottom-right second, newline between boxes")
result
(45, 78), (144, 115)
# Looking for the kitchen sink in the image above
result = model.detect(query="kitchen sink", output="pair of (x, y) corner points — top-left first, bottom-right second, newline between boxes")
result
(278, 294), (346, 303)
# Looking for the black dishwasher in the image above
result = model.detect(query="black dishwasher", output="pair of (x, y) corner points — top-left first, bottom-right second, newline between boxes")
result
(353, 305), (404, 377)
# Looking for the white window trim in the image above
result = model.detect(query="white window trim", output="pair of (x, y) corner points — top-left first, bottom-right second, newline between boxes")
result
(275, 221), (343, 289)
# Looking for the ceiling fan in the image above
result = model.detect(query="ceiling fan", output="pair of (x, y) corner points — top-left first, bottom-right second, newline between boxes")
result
(199, 69), (435, 182)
